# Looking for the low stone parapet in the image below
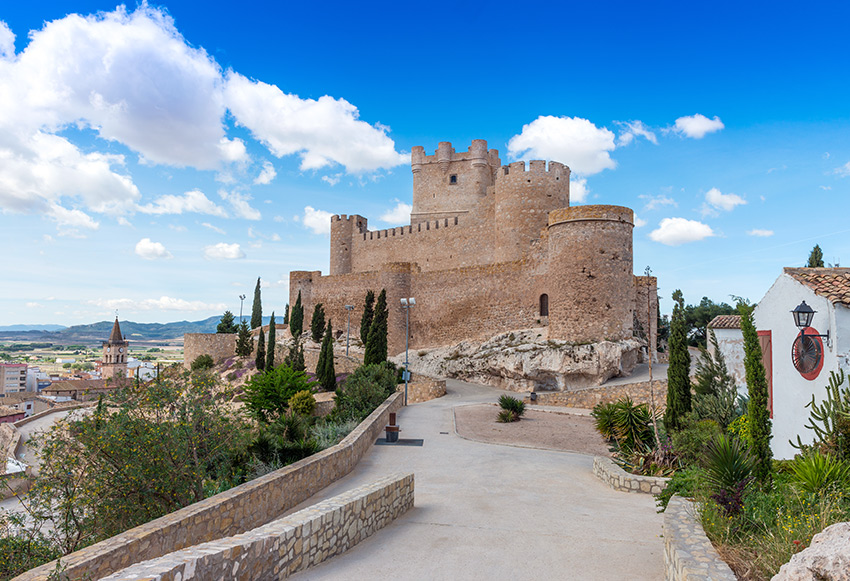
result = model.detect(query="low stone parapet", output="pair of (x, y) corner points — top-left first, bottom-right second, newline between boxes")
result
(101, 473), (414, 580)
(592, 456), (669, 494)
(15, 391), (404, 581)
(663, 495), (736, 580)
(529, 379), (668, 409)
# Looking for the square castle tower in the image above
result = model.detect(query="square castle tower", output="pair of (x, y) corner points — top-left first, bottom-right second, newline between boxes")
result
(291, 139), (656, 358)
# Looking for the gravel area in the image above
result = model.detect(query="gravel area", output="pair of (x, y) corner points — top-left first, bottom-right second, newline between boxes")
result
(454, 403), (612, 457)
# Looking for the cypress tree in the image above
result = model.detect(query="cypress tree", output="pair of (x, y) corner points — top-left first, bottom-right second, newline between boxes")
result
(310, 303), (326, 343)
(236, 320), (253, 357)
(664, 289), (692, 431)
(807, 244), (824, 267)
(316, 320), (336, 391)
(255, 327), (266, 372)
(283, 303), (290, 325)
(364, 289), (388, 365)
(739, 300), (773, 484)
(290, 291), (303, 339)
(360, 290), (375, 345)
(251, 277), (263, 330)
(285, 337), (305, 372)
(266, 312), (276, 370)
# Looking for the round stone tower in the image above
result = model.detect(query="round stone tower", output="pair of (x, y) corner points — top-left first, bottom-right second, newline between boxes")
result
(329, 214), (366, 275)
(494, 160), (570, 262)
(546, 205), (634, 343)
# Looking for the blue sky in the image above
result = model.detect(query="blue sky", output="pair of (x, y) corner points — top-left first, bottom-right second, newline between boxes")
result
(0, 1), (848, 327)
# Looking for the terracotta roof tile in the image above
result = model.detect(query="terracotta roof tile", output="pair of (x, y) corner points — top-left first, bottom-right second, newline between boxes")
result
(707, 315), (741, 329)
(784, 267), (850, 307)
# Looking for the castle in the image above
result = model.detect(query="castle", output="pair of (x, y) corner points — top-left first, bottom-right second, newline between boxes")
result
(290, 139), (656, 359)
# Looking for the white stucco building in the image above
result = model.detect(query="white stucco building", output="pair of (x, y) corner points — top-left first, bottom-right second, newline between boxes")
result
(753, 267), (850, 459)
(707, 315), (745, 393)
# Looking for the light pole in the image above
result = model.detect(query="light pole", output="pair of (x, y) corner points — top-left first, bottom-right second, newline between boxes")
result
(238, 294), (246, 323)
(400, 297), (415, 405)
(344, 305), (354, 356)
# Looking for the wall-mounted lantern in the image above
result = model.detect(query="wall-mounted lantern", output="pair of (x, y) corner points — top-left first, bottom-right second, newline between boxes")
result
(790, 301), (830, 378)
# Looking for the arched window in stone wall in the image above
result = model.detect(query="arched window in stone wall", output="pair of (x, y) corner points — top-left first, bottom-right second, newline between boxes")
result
(539, 294), (549, 317)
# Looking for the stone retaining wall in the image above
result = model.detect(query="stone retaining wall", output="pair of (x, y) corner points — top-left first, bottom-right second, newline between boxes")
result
(0, 423), (20, 461)
(14, 391), (404, 581)
(101, 473), (414, 580)
(13, 402), (92, 428)
(183, 333), (237, 368)
(592, 456), (669, 494)
(528, 379), (668, 409)
(402, 378), (447, 404)
(664, 496), (736, 580)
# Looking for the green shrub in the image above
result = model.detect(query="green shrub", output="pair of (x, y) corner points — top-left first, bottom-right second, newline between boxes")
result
(727, 414), (749, 442)
(704, 434), (755, 491)
(497, 409), (519, 423)
(311, 419), (359, 449)
(672, 415), (723, 467)
(243, 365), (317, 423)
(332, 362), (397, 422)
(289, 390), (316, 416)
(498, 395), (526, 417)
(656, 466), (703, 511)
(190, 353), (215, 371)
(789, 451), (850, 495)
(593, 397), (654, 455)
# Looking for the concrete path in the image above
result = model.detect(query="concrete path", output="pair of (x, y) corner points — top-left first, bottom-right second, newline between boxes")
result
(289, 379), (665, 580)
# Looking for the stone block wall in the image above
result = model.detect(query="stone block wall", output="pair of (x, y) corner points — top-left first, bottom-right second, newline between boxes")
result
(101, 473), (414, 581)
(528, 379), (668, 409)
(183, 333), (237, 368)
(15, 392), (404, 581)
(1, 423), (21, 462)
(592, 456), (669, 495)
(402, 378), (447, 404)
(664, 496), (736, 580)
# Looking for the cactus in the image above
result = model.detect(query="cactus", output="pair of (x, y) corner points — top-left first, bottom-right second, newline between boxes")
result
(791, 369), (850, 458)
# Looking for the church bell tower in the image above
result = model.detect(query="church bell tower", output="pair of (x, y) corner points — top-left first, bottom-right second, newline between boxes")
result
(101, 317), (129, 380)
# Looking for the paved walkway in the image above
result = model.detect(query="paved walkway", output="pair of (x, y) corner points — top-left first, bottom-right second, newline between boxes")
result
(289, 379), (665, 580)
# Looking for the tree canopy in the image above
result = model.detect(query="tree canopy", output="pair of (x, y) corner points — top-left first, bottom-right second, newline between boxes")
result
(360, 290), (375, 345)
(684, 296), (736, 347)
(251, 277), (262, 330)
(664, 289), (692, 432)
(807, 244), (825, 267)
(216, 310), (238, 334)
(363, 289), (388, 365)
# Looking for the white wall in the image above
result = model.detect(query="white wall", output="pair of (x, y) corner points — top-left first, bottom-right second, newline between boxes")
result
(754, 274), (850, 459)
(711, 327), (746, 392)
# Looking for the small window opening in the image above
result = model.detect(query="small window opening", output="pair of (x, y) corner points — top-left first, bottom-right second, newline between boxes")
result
(504, 167), (510, 175)
(450, 174), (457, 184)
(539, 294), (549, 317)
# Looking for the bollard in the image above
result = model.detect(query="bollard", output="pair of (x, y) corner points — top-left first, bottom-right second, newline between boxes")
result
(385, 412), (400, 443)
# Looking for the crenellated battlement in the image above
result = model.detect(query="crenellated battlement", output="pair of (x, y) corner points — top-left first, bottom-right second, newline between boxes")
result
(411, 139), (500, 169)
(360, 216), (461, 242)
(496, 160), (570, 180)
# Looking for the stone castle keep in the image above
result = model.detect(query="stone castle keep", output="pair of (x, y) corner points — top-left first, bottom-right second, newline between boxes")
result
(290, 139), (656, 359)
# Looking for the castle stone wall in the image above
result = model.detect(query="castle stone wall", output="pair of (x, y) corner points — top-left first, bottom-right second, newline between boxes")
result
(527, 379), (668, 409)
(547, 205), (635, 343)
(183, 333), (237, 369)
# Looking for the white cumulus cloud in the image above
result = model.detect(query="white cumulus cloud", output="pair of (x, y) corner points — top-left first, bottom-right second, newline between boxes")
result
(136, 189), (227, 217)
(649, 218), (714, 246)
(219, 189), (261, 220)
(507, 116), (616, 176)
(703, 187), (746, 215)
(616, 120), (658, 146)
(0, 21), (15, 59)
(570, 177), (590, 203)
(203, 242), (245, 260)
(88, 296), (226, 312)
(748, 229), (774, 237)
(672, 114), (725, 139)
(303, 206), (333, 234)
(224, 72), (408, 173)
(379, 201), (412, 224)
(135, 238), (173, 260)
(254, 160), (277, 185)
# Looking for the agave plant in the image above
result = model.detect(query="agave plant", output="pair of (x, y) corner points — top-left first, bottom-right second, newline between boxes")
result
(498, 395), (526, 418)
(497, 409), (519, 423)
(591, 402), (619, 441)
(789, 450), (850, 495)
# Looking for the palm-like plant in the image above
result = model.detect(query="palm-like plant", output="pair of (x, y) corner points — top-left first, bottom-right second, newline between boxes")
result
(789, 451), (850, 495)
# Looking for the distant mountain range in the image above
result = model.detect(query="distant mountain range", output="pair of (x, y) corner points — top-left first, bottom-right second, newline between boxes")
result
(0, 316), (274, 344)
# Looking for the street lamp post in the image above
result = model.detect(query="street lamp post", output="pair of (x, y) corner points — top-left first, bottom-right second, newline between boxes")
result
(400, 297), (415, 405)
(344, 305), (354, 356)
(238, 294), (246, 323)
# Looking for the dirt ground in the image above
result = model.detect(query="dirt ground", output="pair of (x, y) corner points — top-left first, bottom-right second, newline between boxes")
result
(454, 403), (612, 457)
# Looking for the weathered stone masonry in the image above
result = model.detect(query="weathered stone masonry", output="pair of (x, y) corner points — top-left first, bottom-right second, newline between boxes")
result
(291, 139), (656, 357)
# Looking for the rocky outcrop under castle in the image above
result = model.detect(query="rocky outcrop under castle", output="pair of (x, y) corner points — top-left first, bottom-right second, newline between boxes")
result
(392, 328), (642, 392)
